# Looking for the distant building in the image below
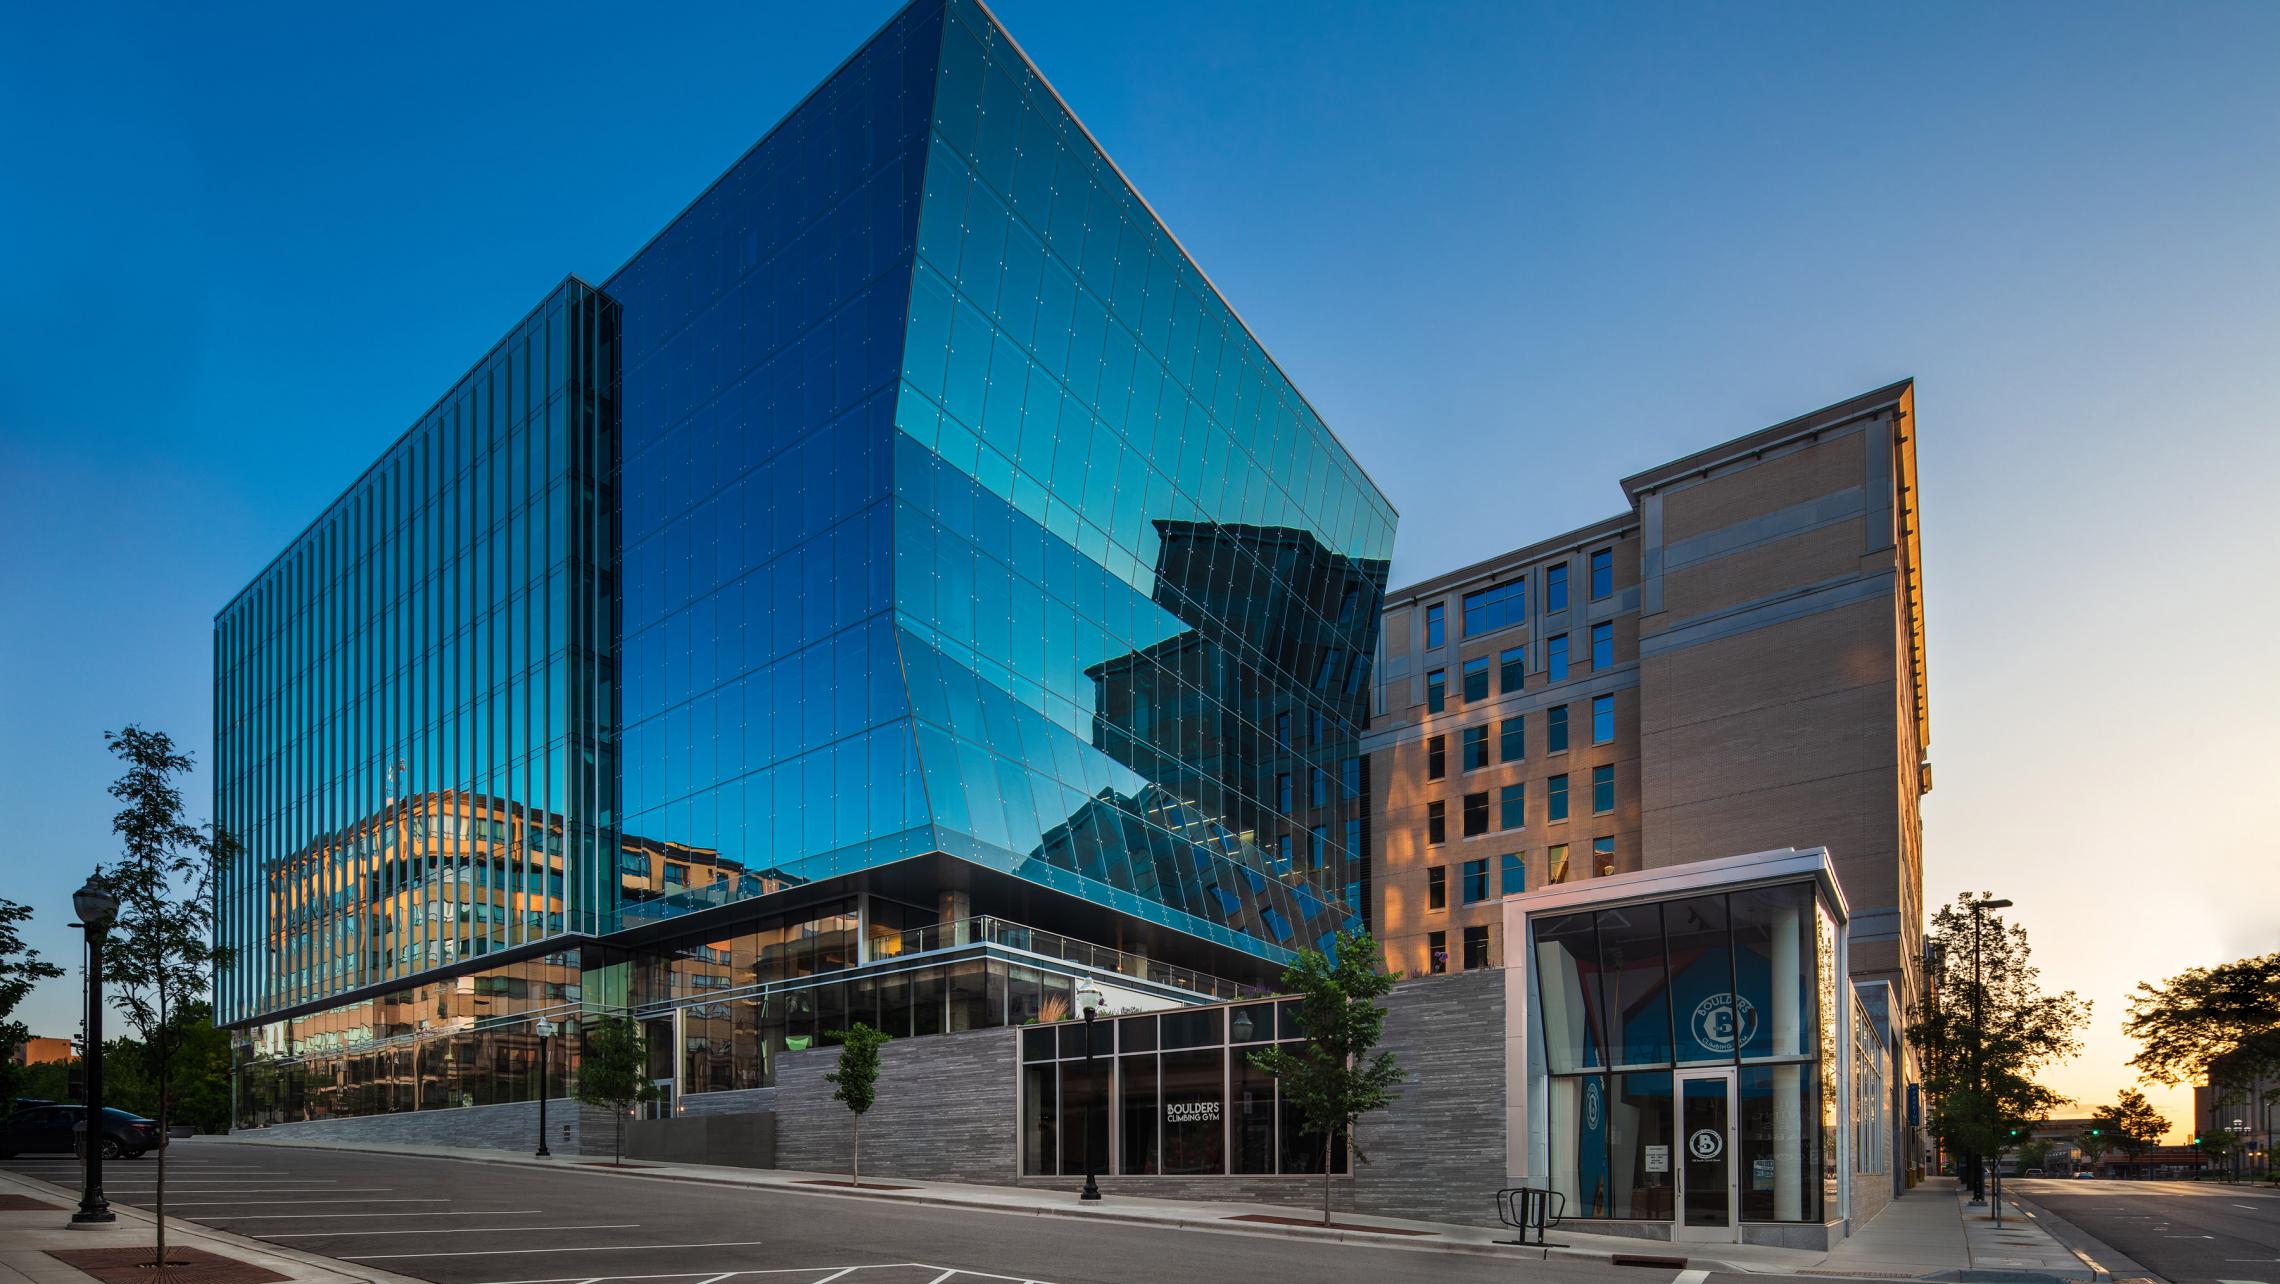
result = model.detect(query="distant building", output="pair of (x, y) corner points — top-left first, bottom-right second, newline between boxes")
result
(9, 1037), (72, 1066)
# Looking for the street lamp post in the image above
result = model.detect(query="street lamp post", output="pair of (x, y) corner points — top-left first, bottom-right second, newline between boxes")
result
(69, 878), (119, 1227)
(535, 1019), (558, 1158)
(2232, 1118), (2246, 1184)
(1967, 896), (2013, 1212)
(1076, 982), (1105, 1203)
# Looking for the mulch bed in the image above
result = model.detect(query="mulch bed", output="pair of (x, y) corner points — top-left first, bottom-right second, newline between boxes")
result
(793, 1179), (919, 1190)
(1223, 1213), (1437, 1236)
(0, 1194), (65, 1210)
(45, 1247), (290, 1284)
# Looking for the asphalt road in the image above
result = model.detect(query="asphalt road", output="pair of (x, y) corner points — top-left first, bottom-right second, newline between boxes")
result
(6, 1140), (1751, 1284)
(2012, 1177), (2280, 1284)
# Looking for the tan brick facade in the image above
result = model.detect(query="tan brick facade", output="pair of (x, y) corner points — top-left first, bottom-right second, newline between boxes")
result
(1366, 382), (1928, 1030)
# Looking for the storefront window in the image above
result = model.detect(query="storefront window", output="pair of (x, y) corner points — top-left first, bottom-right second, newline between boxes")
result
(1021, 1061), (1058, 1175)
(1547, 1073), (1611, 1218)
(1597, 903), (1671, 1067)
(1160, 1048), (1226, 1174)
(1731, 883), (1815, 1060)
(1535, 912), (1606, 1071)
(1739, 1062), (1820, 1222)
(1121, 1053), (1159, 1175)
(1058, 1056), (1108, 1178)
(1610, 1071), (1674, 1219)
(1665, 894), (1735, 1065)
(1233, 1051), (1276, 1173)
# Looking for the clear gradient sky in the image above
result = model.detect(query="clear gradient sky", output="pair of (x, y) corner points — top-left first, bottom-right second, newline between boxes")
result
(5, 1), (2276, 1138)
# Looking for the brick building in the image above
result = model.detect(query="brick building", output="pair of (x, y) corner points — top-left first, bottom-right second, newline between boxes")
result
(1366, 380), (1929, 1167)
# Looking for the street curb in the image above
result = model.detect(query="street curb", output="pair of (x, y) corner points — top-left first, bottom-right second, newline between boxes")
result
(218, 1136), (1794, 1273)
(0, 1166), (432, 1284)
(1999, 1189), (2157, 1284)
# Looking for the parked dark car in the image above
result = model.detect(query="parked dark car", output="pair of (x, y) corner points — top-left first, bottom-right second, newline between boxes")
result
(0, 1104), (164, 1159)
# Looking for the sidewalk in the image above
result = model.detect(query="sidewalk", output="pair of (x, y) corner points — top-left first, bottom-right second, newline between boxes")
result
(0, 1167), (426, 1284)
(216, 1133), (2091, 1278)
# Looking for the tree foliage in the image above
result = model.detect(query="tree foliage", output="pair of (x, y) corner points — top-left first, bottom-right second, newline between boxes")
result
(94, 726), (235, 1266)
(0, 897), (66, 1105)
(824, 1022), (890, 1186)
(2124, 952), (2280, 1088)
(2090, 1087), (2168, 1158)
(573, 1015), (656, 1165)
(1247, 929), (1405, 1226)
(1905, 893), (2089, 1183)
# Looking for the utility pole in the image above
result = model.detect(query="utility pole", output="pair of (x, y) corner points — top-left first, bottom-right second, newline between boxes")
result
(1967, 896), (2012, 1208)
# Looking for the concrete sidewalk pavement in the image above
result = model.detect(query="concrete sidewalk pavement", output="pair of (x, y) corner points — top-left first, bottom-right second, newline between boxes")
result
(215, 1133), (2089, 1278)
(0, 1167), (426, 1284)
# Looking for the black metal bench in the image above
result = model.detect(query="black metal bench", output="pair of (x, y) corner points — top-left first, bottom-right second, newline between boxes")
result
(1496, 1186), (1566, 1246)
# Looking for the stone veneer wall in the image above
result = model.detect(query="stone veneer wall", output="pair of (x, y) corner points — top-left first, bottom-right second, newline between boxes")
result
(230, 1096), (617, 1157)
(773, 1026), (1017, 1180)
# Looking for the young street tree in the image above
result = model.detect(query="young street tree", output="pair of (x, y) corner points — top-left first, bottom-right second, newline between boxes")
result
(1247, 929), (1405, 1226)
(1906, 893), (2089, 1198)
(824, 1022), (890, 1186)
(96, 726), (234, 1267)
(574, 1015), (657, 1165)
(2091, 1087), (2169, 1162)
(0, 898), (66, 1106)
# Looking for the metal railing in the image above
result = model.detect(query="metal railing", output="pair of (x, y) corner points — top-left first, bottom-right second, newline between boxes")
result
(867, 915), (1269, 1002)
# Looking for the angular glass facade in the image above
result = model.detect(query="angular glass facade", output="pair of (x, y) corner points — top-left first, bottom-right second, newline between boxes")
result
(215, 0), (1392, 1117)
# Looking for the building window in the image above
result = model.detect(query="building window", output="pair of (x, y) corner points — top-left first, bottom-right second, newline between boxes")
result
(1500, 852), (1526, 895)
(1547, 634), (1569, 683)
(1425, 602), (1446, 649)
(1591, 621), (1614, 671)
(1310, 708), (1326, 744)
(1549, 774), (1570, 823)
(1428, 931), (1448, 974)
(1548, 704), (1570, 754)
(1426, 736), (1446, 781)
(1311, 768), (1329, 807)
(1341, 756), (1362, 798)
(1276, 773), (1293, 813)
(1310, 825), (1328, 868)
(1547, 563), (1569, 613)
(1593, 693), (1615, 745)
(1427, 866), (1447, 910)
(1593, 764), (1615, 814)
(1500, 645), (1525, 693)
(1275, 711), (1290, 748)
(1462, 925), (1492, 970)
(1589, 547), (1613, 600)
(1344, 818), (1362, 864)
(1462, 858), (1489, 905)
(1462, 580), (1526, 636)
(1500, 783), (1526, 830)
(1461, 726), (1489, 772)
(1462, 791), (1490, 838)
(1501, 717), (1525, 763)
(1427, 801), (1447, 846)
(1462, 656), (1490, 702)
(1592, 836), (1616, 877)
(1275, 834), (1293, 871)
(1548, 843), (1570, 884)
(1426, 669), (1446, 713)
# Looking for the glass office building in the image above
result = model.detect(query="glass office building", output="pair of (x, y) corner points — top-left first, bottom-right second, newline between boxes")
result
(216, 0), (1393, 1125)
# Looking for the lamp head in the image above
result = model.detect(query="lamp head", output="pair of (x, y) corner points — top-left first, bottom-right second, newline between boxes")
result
(1075, 982), (1106, 1019)
(1981, 897), (2014, 911)
(72, 878), (118, 931)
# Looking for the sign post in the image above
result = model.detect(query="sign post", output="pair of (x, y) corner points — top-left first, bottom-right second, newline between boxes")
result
(535, 1019), (560, 1158)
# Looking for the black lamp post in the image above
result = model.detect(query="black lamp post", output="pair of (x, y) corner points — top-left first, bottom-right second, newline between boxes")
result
(535, 1018), (557, 1158)
(70, 877), (119, 1226)
(1967, 896), (2012, 1213)
(1076, 982), (1105, 1203)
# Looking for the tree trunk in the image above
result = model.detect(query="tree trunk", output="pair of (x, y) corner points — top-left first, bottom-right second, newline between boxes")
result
(615, 1107), (625, 1167)
(1322, 1132), (1334, 1226)
(852, 1113), (861, 1188)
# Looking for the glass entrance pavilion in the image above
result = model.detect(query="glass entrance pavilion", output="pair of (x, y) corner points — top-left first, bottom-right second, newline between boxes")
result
(1506, 847), (1884, 1249)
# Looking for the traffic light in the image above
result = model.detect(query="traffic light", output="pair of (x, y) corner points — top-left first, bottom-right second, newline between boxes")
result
(2090, 1128), (2102, 1136)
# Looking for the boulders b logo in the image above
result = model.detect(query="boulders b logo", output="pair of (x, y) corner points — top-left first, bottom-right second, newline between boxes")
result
(1584, 1077), (1602, 1130)
(1690, 993), (1759, 1054)
(1689, 1128), (1723, 1161)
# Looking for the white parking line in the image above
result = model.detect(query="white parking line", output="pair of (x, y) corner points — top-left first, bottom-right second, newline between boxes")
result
(166, 1199), (452, 1207)
(345, 1242), (772, 1262)
(216, 1209), (544, 1221)
(1674, 1272), (1712, 1284)
(263, 1224), (640, 1239)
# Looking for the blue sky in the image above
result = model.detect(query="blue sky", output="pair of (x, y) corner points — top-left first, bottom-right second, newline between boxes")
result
(4, 0), (2276, 1131)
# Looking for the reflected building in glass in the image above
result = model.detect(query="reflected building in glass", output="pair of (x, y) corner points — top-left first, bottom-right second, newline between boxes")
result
(214, 0), (1392, 1128)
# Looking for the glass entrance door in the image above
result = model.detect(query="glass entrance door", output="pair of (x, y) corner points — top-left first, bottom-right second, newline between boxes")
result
(1675, 1069), (1737, 1241)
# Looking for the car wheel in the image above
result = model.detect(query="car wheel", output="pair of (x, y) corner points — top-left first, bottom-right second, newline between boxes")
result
(98, 1138), (122, 1160)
